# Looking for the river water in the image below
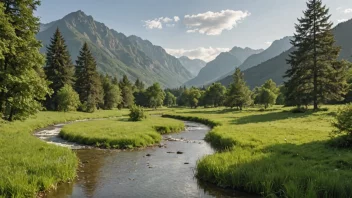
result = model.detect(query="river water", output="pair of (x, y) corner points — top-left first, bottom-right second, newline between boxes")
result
(35, 121), (256, 198)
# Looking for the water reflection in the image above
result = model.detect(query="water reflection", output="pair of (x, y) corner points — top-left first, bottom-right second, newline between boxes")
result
(43, 122), (256, 198)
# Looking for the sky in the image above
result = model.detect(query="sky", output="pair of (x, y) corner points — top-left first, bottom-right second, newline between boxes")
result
(36, 0), (352, 62)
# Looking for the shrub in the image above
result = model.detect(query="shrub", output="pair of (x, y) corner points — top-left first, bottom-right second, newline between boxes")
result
(332, 104), (352, 142)
(291, 107), (307, 113)
(129, 105), (146, 121)
(56, 84), (81, 112)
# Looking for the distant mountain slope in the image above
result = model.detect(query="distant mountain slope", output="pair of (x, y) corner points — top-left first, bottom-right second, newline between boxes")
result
(178, 56), (206, 77)
(37, 10), (192, 88)
(239, 36), (292, 71)
(184, 47), (263, 87)
(220, 19), (352, 88)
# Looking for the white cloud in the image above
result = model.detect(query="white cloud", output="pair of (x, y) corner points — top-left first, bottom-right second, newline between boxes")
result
(165, 47), (230, 62)
(344, 8), (352, 14)
(337, 18), (348, 23)
(143, 16), (180, 29)
(265, 41), (272, 45)
(183, 10), (250, 35)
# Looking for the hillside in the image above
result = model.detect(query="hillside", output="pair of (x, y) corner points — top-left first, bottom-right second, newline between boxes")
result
(220, 19), (352, 88)
(185, 47), (263, 87)
(37, 10), (192, 88)
(178, 56), (207, 77)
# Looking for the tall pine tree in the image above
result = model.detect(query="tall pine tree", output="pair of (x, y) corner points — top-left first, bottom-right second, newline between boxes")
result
(44, 28), (75, 110)
(285, 0), (349, 110)
(75, 42), (103, 112)
(225, 68), (252, 110)
(0, 0), (52, 121)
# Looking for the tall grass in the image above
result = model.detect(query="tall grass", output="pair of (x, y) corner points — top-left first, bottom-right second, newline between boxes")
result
(60, 117), (185, 149)
(166, 106), (352, 197)
(0, 110), (126, 197)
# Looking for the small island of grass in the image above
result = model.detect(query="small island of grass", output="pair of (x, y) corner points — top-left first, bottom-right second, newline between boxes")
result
(59, 116), (185, 149)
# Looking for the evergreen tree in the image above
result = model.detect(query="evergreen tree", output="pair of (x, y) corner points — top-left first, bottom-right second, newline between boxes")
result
(285, 0), (349, 110)
(119, 75), (134, 108)
(120, 86), (135, 108)
(134, 78), (145, 92)
(146, 83), (165, 109)
(75, 42), (103, 112)
(0, 1), (52, 121)
(44, 28), (75, 110)
(224, 68), (252, 110)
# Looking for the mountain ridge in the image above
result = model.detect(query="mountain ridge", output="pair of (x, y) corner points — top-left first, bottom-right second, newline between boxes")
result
(37, 10), (192, 88)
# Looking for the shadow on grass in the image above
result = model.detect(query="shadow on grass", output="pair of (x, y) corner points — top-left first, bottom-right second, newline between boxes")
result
(197, 139), (352, 197)
(232, 110), (315, 125)
(180, 108), (243, 115)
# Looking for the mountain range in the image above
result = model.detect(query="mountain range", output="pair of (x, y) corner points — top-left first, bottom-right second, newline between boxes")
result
(184, 47), (263, 87)
(37, 10), (193, 88)
(178, 56), (207, 77)
(219, 18), (352, 88)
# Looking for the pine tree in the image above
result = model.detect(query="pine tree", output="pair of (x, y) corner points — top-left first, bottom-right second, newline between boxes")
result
(134, 78), (145, 91)
(225, 68), (252, 110)
(44, 28), (75, 110)
(0, 1), (52, 121)
(285, 0), (349, 110)
(75, 42), (103, 112)
(119, 75), (134, 108)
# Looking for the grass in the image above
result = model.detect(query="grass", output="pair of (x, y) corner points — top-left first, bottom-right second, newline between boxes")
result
(164, 106), (352, 197)
(59, 116), (185, 149)
(0, 109), (128, 198)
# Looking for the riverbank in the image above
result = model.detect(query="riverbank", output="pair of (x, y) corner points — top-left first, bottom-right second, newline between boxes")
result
(59, 117), (185, 149)
(166, 106), (352, 197)
(0, 110), (127, 197)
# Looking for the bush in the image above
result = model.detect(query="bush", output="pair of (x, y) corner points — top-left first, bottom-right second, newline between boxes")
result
(129, 105), (146, 121)
(56, 84), (81, 112)
(332, 104), (352, 142)
(291, 107), (307, 113)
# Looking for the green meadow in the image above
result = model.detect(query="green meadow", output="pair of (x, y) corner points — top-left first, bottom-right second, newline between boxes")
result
(164, 106), (352, 197)
(0, 110), (127, 198)
(60, 116), (185, 149)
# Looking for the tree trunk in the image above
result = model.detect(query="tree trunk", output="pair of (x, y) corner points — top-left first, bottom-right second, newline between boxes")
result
(313, 0), (318, 110)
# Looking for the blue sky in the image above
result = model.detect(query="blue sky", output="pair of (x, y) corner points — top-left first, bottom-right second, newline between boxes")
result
(36, 0), (352, 61)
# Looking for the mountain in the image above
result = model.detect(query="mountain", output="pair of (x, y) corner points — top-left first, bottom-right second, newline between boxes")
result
(219, 19), (352, 88)
(184, 47), (263, 87)
(238, 36), (292, 71)
(37, 10), (192, 88)
(178, 56), (207, 77)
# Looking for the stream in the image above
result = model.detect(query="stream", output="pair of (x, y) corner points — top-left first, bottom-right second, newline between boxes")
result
(34, 120), (256, 198)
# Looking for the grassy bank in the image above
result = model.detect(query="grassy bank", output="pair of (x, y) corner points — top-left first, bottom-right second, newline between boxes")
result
(60, 117), (185, 149)
(0, 110), (127, 198)
(167, 106), (352, 197)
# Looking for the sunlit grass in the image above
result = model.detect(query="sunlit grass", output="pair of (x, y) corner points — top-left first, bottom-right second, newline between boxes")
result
(165, 105), (352, 197)
(60, 116), (185, 149)
(0, 109), (127, 198)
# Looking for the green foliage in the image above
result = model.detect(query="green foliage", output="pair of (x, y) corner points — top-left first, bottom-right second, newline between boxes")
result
(119, 75), (135, 108)
(188, 87), (202, 108)
(75, 42), (103, 112)
(164, 91), (177, 107)
(60, 117), (184, 149)
(275, 85), (286, 105)
(44, 28), (75, 110)
(0, 1), (52, 121)
(128, 105), (146, 121)
(285, 0), (349, 110)
(146, 83), (165, 109)
(254, 79), (278, 109)
(101, 75), (122, 109)
(203, 83), (226, 107)
(224, 68), (252, 110)
(134, 78), (145, 92)
(332, 104), (352, 142)
(56, 84), (81, 112)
